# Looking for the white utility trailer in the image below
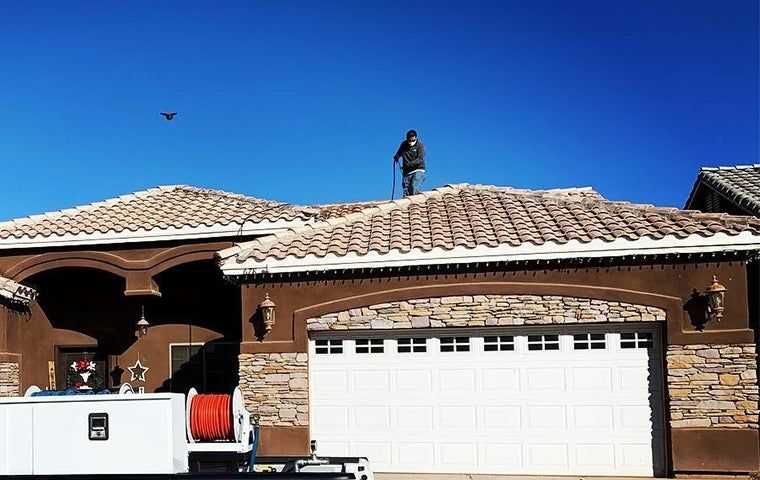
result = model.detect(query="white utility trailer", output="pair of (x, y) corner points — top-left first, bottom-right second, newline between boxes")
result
(0, 387), (372, 480)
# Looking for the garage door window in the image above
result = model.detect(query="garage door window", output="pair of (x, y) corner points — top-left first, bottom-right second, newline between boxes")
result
(440, 336), (470, 352)
(573, 333), (606, 350)
(527, 334), (560, 351)
(315, 339), (343, 354)
(621, 332), (653, 349)
(483, 335), (515, 351)
(356, 339), (384, 354)
(398, 338), (427, 353)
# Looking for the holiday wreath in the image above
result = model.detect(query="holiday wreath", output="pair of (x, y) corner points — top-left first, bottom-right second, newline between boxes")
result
(67, 359), (104, 390)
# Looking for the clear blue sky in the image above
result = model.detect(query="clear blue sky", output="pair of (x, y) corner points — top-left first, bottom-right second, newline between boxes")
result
(1, 1), (757, 221)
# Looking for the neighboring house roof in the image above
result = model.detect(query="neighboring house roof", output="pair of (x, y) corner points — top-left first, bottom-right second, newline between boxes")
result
(0, 185), (320, 249)
(685, 164), (760, 215)
(217, 183), (760, 275)
(0, 276), (38, 307)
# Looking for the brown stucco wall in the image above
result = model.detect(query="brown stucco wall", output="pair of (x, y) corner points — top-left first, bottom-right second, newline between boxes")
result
(239, 261), (758, 473)
(0, 242), (241, 393)
(240, 261), (753, 353)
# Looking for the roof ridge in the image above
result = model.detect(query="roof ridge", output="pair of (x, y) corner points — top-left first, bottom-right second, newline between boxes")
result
(700, 164), (760, 172)
(221, 184), (470, 262)
(464, 184), (603, 201)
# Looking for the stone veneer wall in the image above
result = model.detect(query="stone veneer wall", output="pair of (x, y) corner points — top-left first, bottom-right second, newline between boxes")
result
(239, 353), (308, 427)
(0, 362), (20, 397)
(306, 295), (667, 330)
(667, 344), (759, 429)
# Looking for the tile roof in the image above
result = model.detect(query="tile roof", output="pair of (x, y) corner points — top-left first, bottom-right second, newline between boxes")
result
(0, 276), (38, 307)
(685, 164), (760, 215)
(0, 185), (319, 247)
(218, 184), (760, 274)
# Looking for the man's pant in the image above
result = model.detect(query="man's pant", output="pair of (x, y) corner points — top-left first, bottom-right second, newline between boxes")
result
(403, 170), (426, 196)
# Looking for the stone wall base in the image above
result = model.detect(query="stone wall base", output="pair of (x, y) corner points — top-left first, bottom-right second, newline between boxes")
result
(667, 344), (758, 429)
(0, 362), (20, 397)
(239, 353), (308, 427)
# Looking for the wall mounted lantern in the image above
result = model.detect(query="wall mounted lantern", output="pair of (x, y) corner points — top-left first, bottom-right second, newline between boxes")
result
(258, 293), (277, 336)
(705, 275), (727, 323)
(135, 305), (151, 338)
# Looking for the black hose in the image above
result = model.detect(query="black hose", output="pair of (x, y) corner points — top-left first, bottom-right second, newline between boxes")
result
(391, 160), (397, 200)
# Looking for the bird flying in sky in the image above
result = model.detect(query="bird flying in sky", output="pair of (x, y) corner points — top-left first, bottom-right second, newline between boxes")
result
(160, 112), (177, 121)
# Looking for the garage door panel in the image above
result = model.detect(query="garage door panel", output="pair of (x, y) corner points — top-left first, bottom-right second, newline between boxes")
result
(354, 406), (390, 430)
(619, 443), (655, 468)
(439, 406), (477, 429)
(352, 370), (389, 392)
(525, 368), (566, 391)
(313, 406), (349, 431)
(395, 369), (432, 393)
(572, 367), (613, 391)
(482, 405), (521, 429)
(439, 369), (475, 391)
(310, 327), (664, 476)
(572, 405), (614, 429)
(396, 406), (434, 429)
(619, 366), (652, 391)
(397, 442), (435, 466)
(481, 368), (520, 391)
(527, 443), (569, 468)
(311, 371), (349, 395)
(480, 443), (523, 468)
(352, 442), (391, 465)
(438, 443), (478, 467)
(526, 405), (567, 429)
(575, 443), (616, 467)
(617, 404), (654, 430)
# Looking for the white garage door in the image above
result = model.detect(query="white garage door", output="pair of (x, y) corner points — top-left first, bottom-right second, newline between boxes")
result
(309, 327), (665, 476)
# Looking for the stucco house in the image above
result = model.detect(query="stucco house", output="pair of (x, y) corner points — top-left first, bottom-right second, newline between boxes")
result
(0, 182), (758, 477)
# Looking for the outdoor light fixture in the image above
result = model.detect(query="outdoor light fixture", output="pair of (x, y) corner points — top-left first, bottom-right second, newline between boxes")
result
(135, 305), (151, 338)
(258, 293), (277, 336)
(705, 275), (727, 323)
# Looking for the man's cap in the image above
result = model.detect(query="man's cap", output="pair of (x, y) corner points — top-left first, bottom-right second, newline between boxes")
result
(406, 129), (417, 138)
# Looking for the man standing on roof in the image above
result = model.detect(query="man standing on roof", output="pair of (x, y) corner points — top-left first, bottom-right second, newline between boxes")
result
(393, 129), (426, 196)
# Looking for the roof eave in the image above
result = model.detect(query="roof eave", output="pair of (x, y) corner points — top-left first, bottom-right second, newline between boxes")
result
(0, 277), (38, 307)
(219, 232), (760, 277)
(0, 219), (310, 250)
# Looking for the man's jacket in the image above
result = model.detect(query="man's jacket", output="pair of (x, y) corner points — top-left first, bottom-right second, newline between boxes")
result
(394, 140), (426, 175)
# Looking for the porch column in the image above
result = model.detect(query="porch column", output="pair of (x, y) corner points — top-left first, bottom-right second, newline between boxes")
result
(0, 309), (21, 397)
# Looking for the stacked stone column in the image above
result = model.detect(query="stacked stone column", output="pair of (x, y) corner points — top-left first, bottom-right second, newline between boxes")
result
(0, 362), (20, 397)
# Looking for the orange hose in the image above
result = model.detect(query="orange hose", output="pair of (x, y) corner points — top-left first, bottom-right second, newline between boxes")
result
(190, 393), (234, 441)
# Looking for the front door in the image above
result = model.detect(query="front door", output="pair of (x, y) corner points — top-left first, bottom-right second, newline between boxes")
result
(56, 347), (109, 390)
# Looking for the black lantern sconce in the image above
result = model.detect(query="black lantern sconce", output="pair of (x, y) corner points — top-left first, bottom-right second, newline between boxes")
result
(258, 293), (277, 337)
(705, 275), (727, 323)
(135, 305), (151, 338)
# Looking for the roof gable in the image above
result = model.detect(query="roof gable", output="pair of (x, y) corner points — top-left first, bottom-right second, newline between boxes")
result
(0, 185), (316, 249)
(685, 164), (760, 215)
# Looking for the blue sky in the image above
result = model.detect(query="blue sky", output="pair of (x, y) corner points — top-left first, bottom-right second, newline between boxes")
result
(0, 1), (757, 220)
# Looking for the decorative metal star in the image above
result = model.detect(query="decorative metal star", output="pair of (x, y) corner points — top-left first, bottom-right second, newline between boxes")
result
(128, 359), (149, 382)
